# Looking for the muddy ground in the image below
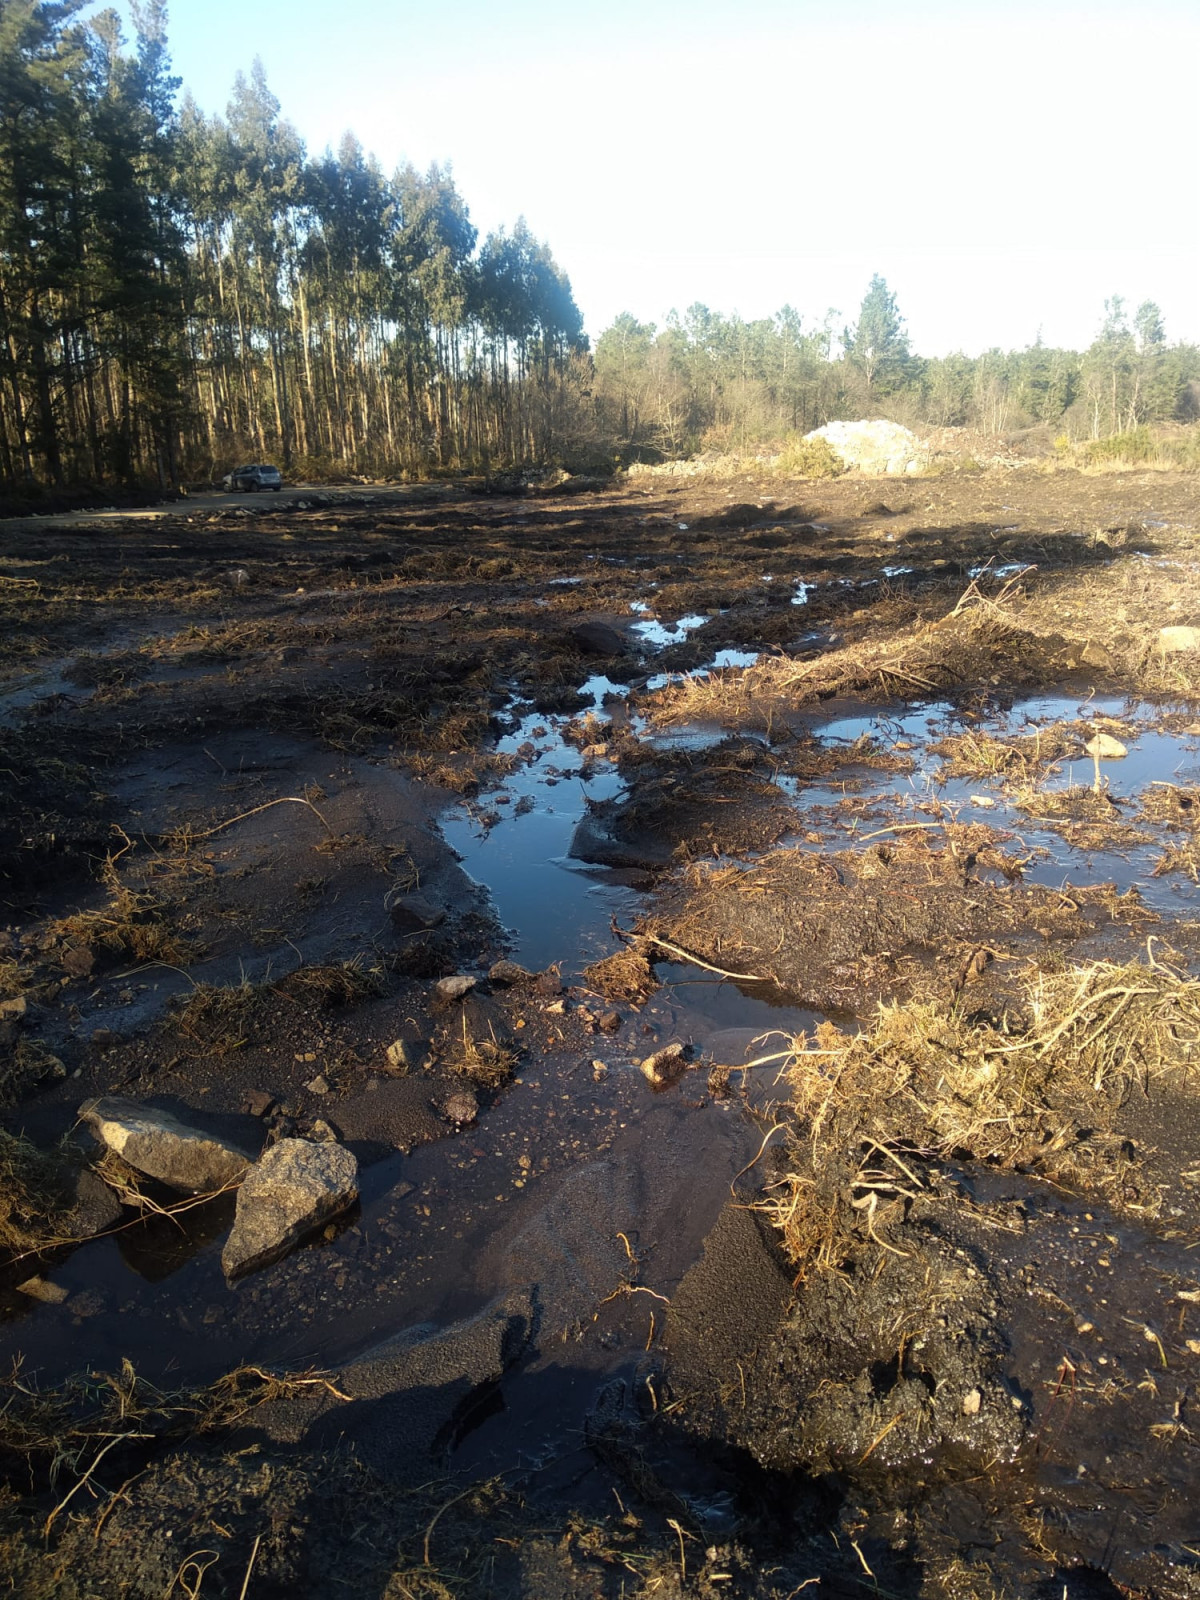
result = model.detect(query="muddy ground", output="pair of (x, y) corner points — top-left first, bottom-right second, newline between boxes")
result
(2, 464), (1200, 1597)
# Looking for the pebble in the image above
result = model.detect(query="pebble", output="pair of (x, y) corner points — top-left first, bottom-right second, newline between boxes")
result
(305, 1074), (330, 1095)
(435, 975), (477, 1002)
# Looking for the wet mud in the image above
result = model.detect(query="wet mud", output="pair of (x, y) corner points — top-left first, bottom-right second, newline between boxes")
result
(2, 467), (1200, 1596)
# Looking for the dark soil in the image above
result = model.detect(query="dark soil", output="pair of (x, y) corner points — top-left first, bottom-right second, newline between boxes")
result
(2, 465), (1200, 1597)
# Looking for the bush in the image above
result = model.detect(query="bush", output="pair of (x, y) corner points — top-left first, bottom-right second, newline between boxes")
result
(774, 435), (846, 478)
(1081, 427), (1155, 466)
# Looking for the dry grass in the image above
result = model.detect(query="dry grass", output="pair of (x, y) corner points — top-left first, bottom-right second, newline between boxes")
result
(763, 956), (1200, 1273)
(0, 1131), (74, 1255)
(173, 959), (383, 1054)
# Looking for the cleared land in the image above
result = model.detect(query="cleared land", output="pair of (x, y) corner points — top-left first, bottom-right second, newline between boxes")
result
(2, 465), (1200, 1598)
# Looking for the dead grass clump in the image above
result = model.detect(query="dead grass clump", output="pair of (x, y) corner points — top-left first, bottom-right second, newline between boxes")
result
(583, 947), (659, 1003)
(2, 1039), (67, 1107)
(649, 591), (1062, 732)
(273, 958), (384, 1009)
(0, 1357), (348, 1496)
(1139, 781), (1200, 828)
(172, 980), (259, 1054)
(0, 1132), (72, 1256)
(443, 1015), (519, 1090)
(930, 724), (1079, 783)
(764, 957), (1200, 1270)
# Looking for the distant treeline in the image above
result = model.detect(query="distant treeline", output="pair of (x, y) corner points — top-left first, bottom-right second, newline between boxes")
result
(1, 0), (586, 492)
(2, 4), (1198, 496)
(593, 280), (1200, 460)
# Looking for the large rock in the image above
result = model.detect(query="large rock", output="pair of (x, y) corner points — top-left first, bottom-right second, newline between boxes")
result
(222, 1137), (358, 1279)
(1157, 625), (1200, 656)
(569, 620), (627, 657)
(79, 1097), (255, 1193)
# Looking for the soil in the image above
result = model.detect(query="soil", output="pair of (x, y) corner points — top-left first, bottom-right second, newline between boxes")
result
(2, 464), (1200, 1597)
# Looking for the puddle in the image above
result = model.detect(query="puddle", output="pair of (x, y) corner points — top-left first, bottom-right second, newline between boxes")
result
(629, 611), (710, 648)
(799, 694), (1200, 912)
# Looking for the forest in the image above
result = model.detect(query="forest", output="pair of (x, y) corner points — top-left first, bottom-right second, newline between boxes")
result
(2, 0), (1199, 497)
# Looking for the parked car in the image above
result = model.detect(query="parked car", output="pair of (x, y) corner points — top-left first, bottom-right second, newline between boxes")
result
(223, 463), (283, 492)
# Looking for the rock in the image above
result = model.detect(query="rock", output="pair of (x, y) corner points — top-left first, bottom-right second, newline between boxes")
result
(304, 1074), (330, 1095)
(434, 974), (476, 1003)
(597, 1010), (622, 1033)
(639, 1041), (691, 1087)
(309, 1119), (339, 1142)
(534, 969), (564, 997)
(962, 1387), (983, 1416)
(0, 995), (27, 1021)
(442, 1089), (478, 1126)
(65, 1167), (123, 1237)
(1156, 625), (1200, 656)
(488, 959), (534, 987)
(79, 1097), (255, 1193)
(385, 889), (447, 932)
(60, 946), (95, 980)
(569, 621), (627, 657)
(384, 1038), (416, 1073)
(222, 1138), (358, 1279)
(243, 1089), (276, 1117)
(1085, 732), (1128, 759)
(16, 1276), (68, 1305)
(1078, 639), (1114, 670)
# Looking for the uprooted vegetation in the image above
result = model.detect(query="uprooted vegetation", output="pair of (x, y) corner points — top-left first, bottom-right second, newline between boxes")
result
(766, 955), (1200, 1275)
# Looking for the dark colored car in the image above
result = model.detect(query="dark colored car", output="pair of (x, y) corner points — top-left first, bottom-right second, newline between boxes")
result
(223, 464), (283, 492)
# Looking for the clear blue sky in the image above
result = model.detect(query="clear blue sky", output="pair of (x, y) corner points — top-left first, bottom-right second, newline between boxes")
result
(146, 0), (1198, 356)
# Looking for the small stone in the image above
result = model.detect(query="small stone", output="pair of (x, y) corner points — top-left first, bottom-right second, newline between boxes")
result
(385, 1039), (413, 1072)
(442, 1090), (478, 1126)
(222, 1138), (358, 1279)
(639, 1041), (691, 1087)
(1085, 732), (1127, 759)
(435, 975), (476, 1003)
(304, 1074), (330, 1096)
(309, 1119), (339, 1142)
(543, 999), (567, 1016)
(244, 1090), (276, 1117)
(962, 1387), (982, 1416)
(16, 1276), (68, 1305)
(60, 946), (95, 980)
(488, 959), (534, 986)
(1187, 1339), (1200, 1355)
(0, 995), (27, 1021)
(535, 970), (564, 997)
(597, 1010), (622, 1033)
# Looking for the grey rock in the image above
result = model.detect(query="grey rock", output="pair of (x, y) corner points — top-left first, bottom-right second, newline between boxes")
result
(1158, 625), (1200, 655)
(65, 1167), (124, 1237)
(434, 974), (476, 1003)
(442, 1089), (478, 1126)
(222, 1137), (358, 1279)
(639, 1041), (691, 1087)
(386, 889), (447, 931)
(487, 959), (534, 986)
(79, 1097), (255, 1193)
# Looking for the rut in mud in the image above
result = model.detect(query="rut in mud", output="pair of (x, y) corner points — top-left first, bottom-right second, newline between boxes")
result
(2, 467), (1200, 1597)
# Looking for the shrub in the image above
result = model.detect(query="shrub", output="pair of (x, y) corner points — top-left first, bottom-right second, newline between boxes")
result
(774, 435), (846, 478)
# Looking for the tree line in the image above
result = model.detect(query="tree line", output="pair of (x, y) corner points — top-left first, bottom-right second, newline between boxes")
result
(592, 276), (1200, 460)
(0, 0), (586, 493)
(2, 3), (1198, 496)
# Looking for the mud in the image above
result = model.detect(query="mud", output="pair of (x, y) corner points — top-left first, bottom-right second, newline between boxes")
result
(2, 466), (1200, 1596)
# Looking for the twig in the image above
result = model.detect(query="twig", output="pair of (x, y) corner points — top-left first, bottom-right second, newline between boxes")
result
(177, 796), (334, 843)
(625, 929), (771, 983)
(423, 1485), (476, 1567)
(731, 1123), (787, 1193)
(44, 1431), (149, 1536)
(237, 1533), (262, 1600)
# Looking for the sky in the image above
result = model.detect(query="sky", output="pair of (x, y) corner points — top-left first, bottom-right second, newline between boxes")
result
(144, 0), (1198, 357)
